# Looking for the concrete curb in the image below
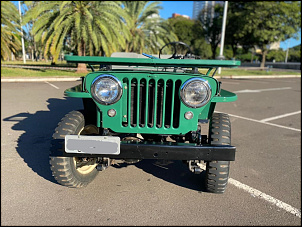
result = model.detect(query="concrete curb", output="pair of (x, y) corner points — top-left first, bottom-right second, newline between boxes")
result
(1, 64), (77, 71)
(1, 77), (81, 82)
(215, 75), (301, 79)
(1, 75), (301, 82)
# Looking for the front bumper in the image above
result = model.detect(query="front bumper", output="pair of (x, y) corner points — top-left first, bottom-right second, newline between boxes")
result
(51, 140), (236, 161)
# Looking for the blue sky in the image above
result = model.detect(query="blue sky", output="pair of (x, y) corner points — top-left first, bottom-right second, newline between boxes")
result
(157, 1), (301, 50)
(13, 1), (300, 50)
(158, 1), (193, 19)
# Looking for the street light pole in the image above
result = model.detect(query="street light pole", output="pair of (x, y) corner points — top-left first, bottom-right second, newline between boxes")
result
(218, 1), (228, 74)
(285, 40), (290, 63)
(18, 1), (26, 64)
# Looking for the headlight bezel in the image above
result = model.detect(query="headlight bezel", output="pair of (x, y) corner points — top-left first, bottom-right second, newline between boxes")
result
(180, 78), (212, 108)
(91, 74), (123, 105)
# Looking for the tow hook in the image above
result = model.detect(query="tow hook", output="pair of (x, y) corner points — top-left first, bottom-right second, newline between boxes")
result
(188, 160), (203, 174)
(96, 158), (111, 171)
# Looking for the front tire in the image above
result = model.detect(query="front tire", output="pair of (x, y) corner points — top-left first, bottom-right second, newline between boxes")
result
(205, 112), (231, 194)
(49, 110), (99, 188)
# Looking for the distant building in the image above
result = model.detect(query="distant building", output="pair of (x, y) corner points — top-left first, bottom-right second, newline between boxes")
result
(192, 1), (224, 23)
(170, 13), (190, 19)
(192, 1), (204, 20)
(269, 41), (280, 50)
(253, 42), (281, 54)
(252, 41), (281, 55)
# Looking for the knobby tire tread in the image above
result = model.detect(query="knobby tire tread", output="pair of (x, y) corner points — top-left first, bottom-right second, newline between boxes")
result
(49, 110), (98, 188)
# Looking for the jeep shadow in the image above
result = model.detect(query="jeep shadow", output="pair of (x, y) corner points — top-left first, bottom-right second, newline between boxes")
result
(3, 97), (83, 185)
(3, 96), (206, 192)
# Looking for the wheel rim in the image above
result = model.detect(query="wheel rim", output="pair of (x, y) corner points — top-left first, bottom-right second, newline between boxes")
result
(73, 157), (97, 174)
(73, 125), (99, 175)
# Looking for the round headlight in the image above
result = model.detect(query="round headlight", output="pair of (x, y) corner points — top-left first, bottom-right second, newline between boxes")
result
(180, 78), (211, 108)
(91, 75), (122, 105)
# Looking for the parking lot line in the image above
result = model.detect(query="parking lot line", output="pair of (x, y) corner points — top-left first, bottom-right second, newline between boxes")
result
(234, 87), (292, 93)
(228, 178), (301, 218)
(198, 163), (301, 218)
(45, 81), (59, 89)
(223, 113), (301, 132)
(260, 111), (301, 122)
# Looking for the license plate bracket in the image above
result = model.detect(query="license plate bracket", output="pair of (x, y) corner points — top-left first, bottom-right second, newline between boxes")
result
(65, 135), (120, 155)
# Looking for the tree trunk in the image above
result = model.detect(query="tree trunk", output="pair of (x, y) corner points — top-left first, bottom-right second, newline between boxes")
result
(250, 51), (254, 63)
(231, 44), (237, 59)
(211, 42), (219, 59)
(125, 43), (129, 52)
(33, 39), (37, 61)
(51, 55), (56, 65)
(260, 49), (267, 68)
(76, 63), (88, 73)
(76, 38), (88, 73)
(211, 44), (216, 59)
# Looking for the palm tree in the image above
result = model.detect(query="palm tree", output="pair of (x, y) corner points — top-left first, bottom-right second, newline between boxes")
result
(22, 1), (41, 61)
(122, 1), (177, 54)
(143, 16), (178, 54)
(24, 1), (129, 72)
(1, 1), (21, 60)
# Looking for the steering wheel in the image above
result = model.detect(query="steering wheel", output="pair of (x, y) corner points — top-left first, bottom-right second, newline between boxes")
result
(159, 41), (193, 59)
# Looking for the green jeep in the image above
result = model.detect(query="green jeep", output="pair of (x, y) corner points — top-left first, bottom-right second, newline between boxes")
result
(49, 42), (240, 193)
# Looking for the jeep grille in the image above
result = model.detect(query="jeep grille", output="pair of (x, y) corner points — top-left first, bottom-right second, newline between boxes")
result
(122, 78), (182, 129)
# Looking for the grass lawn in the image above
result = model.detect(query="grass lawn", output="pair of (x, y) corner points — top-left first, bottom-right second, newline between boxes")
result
(212, 68), (300, 76)
(1, 67), (87, 78)
(1, 60), (76, 68)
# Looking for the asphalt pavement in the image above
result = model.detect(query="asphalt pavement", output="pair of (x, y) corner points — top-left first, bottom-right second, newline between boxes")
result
(1, 77), (301, 225)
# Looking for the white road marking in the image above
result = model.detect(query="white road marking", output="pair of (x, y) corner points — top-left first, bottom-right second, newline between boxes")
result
(234, 87), (292, 93)
(45, 81), (59, 89)
(260, 111), (301, 122)
(197, 163), (301, 218)
(246, 80), (269, 84)
(223, 112), (301, 132)
(228, 178), (301, 218)
(220, 81), (240, 85)
(258, 79), (300, 83)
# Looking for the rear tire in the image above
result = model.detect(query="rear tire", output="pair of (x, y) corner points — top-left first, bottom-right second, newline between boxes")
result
(49, 110), (99, 188)
(205, 112), (231, 194)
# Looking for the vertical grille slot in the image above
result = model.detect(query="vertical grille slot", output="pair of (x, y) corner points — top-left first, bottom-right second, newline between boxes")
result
(156, 79), (164, 128)
(130, 78), (138, 127)
(124, 77), (181, 130)
(164, 80), (173, 128)
(173, 80), (181, 128)
(147, 79), (155, 127)
(122, 78), (129, 127)
(139, 79), (146, 127)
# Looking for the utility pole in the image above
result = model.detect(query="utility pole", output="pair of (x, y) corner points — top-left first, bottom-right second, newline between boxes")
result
(18, 1), (26, 64)
(217, 1), (228, 74)
(285, 40), (290, 63)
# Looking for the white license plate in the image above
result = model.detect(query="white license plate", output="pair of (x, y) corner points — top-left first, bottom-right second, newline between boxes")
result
(65, 135), (120, 155)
